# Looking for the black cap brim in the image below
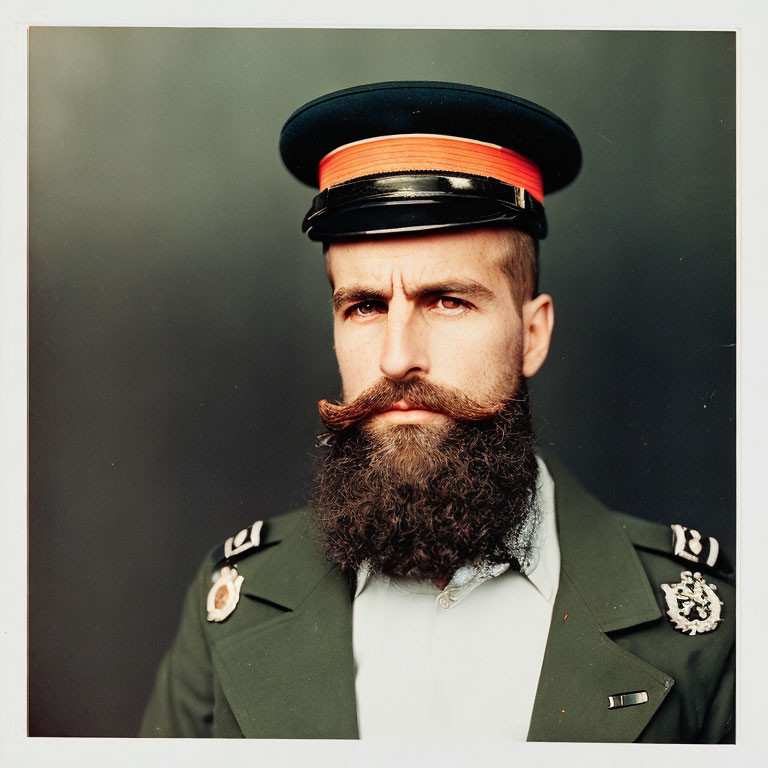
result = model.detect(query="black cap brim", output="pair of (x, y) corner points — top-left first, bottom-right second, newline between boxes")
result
(302, 172), (547, 240)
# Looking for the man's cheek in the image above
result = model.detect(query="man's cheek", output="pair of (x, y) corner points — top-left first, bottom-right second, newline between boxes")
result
(339, 364), (375, 402)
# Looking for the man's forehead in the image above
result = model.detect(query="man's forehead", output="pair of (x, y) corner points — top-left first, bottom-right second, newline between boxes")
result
(325, 227), (511, 285)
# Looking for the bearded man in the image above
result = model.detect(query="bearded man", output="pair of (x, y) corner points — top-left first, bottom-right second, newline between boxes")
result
(140, 82), (735, 743)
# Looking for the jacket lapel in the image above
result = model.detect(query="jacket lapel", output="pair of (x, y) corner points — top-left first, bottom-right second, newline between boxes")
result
(528, 460), (674, 742)
(211, 512), (359, 739)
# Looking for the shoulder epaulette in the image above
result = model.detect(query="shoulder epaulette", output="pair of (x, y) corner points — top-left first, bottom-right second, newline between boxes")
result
(210, 519), (265, 568)
(205, 519), (265, 623)
(204, 510), (308, 623)
(616, 512), (734, 579)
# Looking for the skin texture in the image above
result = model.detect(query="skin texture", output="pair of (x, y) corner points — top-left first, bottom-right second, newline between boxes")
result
(325, 227), (556, 419)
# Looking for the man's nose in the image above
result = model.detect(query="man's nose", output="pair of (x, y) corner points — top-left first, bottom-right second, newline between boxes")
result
(378, 308), (429, 381)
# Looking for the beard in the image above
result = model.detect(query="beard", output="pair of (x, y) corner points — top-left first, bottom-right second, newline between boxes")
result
(310, 376), (539, 581)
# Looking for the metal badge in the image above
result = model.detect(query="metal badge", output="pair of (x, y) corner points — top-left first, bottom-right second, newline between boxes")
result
(660, 570), (723, 635)
(206, 565), (244, 622)
(223, 520), (263, 560)
(608, 691), (649, 709)
(671, 524), (719, 567)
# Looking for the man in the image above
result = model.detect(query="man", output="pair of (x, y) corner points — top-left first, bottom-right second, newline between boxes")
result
(140, 81), (735, 742)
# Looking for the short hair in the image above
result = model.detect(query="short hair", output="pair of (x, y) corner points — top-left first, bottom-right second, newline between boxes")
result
(496, 227), (539, 310)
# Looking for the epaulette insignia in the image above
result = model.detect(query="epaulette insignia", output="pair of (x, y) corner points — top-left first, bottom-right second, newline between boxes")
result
(670, 524), (726, 572)
(660, 570), (723, 635)
(223, 520), (264, 560)
(206, 520), (264, 623)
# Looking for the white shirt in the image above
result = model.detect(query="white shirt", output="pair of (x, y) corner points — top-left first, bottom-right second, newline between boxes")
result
(352, 457), (559, 740)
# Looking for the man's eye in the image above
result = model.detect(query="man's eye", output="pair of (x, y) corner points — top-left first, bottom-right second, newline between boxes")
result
(435, 296), (468, 312)
(349, 300), (386, 317)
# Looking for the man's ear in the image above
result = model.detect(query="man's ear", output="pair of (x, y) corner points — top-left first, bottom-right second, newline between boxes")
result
(521, 294), (554, 378)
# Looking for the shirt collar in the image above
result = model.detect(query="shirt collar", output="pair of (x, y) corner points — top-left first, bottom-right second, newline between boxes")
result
(354, 561), (372, 599)
(524, 456), (559, 601)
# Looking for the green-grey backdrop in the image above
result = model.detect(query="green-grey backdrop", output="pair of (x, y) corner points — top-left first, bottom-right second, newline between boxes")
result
(28, 29), (735, 737)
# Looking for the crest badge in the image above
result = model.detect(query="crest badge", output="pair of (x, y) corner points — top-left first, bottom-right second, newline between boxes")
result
(660, 570), (723, 636)
(206, 565), (244, 622)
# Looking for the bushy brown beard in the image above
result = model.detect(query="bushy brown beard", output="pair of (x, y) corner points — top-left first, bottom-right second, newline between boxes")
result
(311, 377), (539, 581)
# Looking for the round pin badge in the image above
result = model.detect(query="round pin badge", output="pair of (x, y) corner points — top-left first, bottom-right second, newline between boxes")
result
(206, 565), (244, 622)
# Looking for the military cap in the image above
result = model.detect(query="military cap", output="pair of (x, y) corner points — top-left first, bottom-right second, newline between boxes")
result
(279, 80), (582, 241)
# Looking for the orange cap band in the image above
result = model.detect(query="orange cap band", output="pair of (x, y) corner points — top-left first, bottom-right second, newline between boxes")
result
(318, 134), (544, 202)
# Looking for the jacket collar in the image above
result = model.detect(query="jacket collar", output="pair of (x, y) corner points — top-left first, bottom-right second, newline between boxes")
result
(235, 509), (346, 611)
(212, 510), (359, 738)
(548, 456), (661, 632)
(527, 457), (673, 742)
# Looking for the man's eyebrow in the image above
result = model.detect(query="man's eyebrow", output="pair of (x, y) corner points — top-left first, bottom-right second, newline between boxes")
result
(332, 287), (390, 312)
(332, 280), (497, 312)
(407, 280), (496, 303)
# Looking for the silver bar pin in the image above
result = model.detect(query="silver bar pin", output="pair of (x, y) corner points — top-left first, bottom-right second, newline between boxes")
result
(607, 690), (649, 709)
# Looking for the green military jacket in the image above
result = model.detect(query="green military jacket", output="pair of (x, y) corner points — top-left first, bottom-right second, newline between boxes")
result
(140, 461), (735, 742)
